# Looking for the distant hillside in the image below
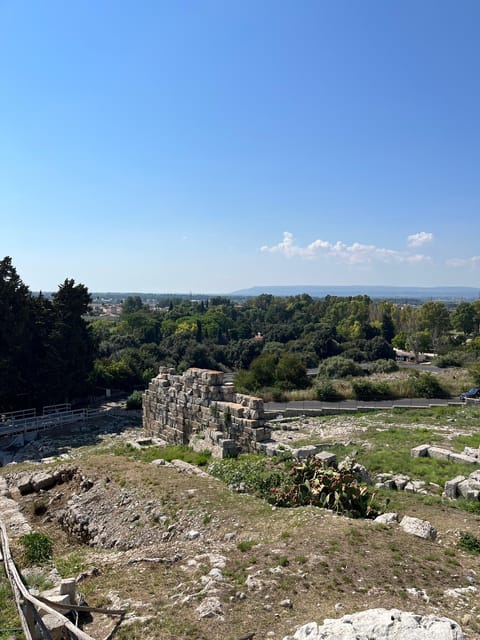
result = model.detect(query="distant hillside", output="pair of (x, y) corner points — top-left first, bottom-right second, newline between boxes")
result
(230, 285), (480, 301)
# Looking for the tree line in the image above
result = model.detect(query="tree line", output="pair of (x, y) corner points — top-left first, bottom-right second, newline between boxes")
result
(0, 257), (94, 411)
(2, 256), (480, 411)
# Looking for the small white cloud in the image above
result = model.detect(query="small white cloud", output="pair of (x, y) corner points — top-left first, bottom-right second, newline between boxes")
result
(261, 232), (431, 265)
(407, 232), (433, 247)
(447, 256), (480, 268)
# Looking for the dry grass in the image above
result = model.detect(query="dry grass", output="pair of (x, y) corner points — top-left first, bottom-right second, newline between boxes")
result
(4, 442), (479, 640)
(3, 402), (480, 639)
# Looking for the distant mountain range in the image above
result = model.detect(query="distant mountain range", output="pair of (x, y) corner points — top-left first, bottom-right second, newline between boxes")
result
(229, 285), (480, 300)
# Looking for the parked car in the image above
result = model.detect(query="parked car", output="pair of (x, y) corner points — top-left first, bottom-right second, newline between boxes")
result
(460, 387), (480, 401)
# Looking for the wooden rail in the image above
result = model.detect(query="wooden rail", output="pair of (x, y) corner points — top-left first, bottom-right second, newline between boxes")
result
(0, 521), (123, 640)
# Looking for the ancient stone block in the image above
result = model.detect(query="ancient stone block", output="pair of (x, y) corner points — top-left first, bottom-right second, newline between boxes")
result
(411, 444), (430, 457)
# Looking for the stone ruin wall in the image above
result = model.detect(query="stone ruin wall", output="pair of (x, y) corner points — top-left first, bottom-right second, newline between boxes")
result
(142, 367), (271, 457)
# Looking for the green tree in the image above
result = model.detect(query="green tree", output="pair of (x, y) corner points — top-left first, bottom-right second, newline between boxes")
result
(49, 279), (95, 401)
(275, 353), (310, 389)
(419, 301), (450, 353)
(0, 257), (33, 409)
(451, 302), (475, 336)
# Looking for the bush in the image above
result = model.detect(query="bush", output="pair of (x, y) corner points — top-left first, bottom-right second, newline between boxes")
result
(126, 390), (143, 410)
(208, 455), (288, 500)
(458, 531), (480, 554)
(368, 359), (399, 374)
(20, 532), (53, 565)
(434, 354), (464, 368)
(315, 379), (342, 401)
(407, 372), (448, 398)
(317, 356), (364, 379)
(352, 380), (394, 400)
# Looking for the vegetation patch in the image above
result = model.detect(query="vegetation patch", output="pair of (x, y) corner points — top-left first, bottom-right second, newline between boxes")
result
(114, 443), (212, 466)
(270, 458), (377, 518)
(458, 531), (480, 555)
(20, 532), (53, 565)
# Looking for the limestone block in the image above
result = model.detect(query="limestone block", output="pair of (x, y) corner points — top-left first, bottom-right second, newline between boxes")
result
(469, 470), (480, 482)
(411, 444), (430, 457)
(444, 476), (466, 499)
(253, 427), (271, 442)
(294, 445), (319, 460)
(457, 480), (474, 498)
(392, 474), (410, 491)
(315, 451), (337, 466)
(374, 512), (399, 525)
(31, 472), (56, 492)
(17, 476), (33, 495)
(449, 452), (478, 465)
(428, 446), (451, 460)
(41, 613), (69, 640)
(400, 515), (437, 540)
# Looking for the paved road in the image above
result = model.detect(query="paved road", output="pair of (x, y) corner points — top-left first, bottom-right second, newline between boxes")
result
(265, 397), (462, 412)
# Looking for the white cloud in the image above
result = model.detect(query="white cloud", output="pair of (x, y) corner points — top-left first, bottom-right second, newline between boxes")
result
(447, 256), (480, 268)
(407, 231), (433, 247)
(261, 231), (431, 265)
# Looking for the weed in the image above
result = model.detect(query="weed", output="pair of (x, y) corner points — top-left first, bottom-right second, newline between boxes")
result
(458, 531), (480, 554)
(114, 443), (212, 467)
(277, 556), (290, 567)
(237, 540), (257, 553)
(23, 569), (55, 591)
(55, 552), (87, 577)
(20, 532), (53, 565)
(348, 527), (364, 542)
(0, 568), (21, 635)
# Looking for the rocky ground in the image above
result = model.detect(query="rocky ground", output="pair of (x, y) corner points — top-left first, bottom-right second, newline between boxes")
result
(1, 410), (480, 639)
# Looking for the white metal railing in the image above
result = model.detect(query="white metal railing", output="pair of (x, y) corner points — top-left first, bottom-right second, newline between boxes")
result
(0, 406), (113, 439)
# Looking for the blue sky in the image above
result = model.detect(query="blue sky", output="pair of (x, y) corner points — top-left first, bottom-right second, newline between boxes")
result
(1, 1), (479, 293)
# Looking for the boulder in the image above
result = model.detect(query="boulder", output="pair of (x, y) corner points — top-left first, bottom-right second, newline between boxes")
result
(30, 472), (56, 492)
(400, 516), (437, 541)
(444, 476), (466, 499)
(282, 608), (464, 640)
(374, 512), (399, 525)
(411, 444), (430, 457)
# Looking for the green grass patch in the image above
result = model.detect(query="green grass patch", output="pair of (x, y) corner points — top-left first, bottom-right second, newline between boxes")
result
(0, 568), (21, 638)
(458, 531), (480, 554)
(367, 405), (480, 428)
(237, 539), (257, 553)
(114, 443), (212, 466)
(55, 551), (88, 578)
(451, 433), (480, 452)
(359, 448), (475, 486)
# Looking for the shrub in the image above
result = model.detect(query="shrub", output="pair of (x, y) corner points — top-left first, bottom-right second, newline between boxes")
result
(407, 372), (448, 398)
(315, 379), (342, 401)
(20, 532), (53, 565)
(317, 356), (364, 379)
(352, 380), (394, 400)
(458, 531), (480, 554)
(126, 390), (143, 410)
(368, 359), (399, 374)
(237, 540), (257, 553)
(271, 387), (287, 402)
(434, 354), (464, 368)
(208, 455), (288, 500)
